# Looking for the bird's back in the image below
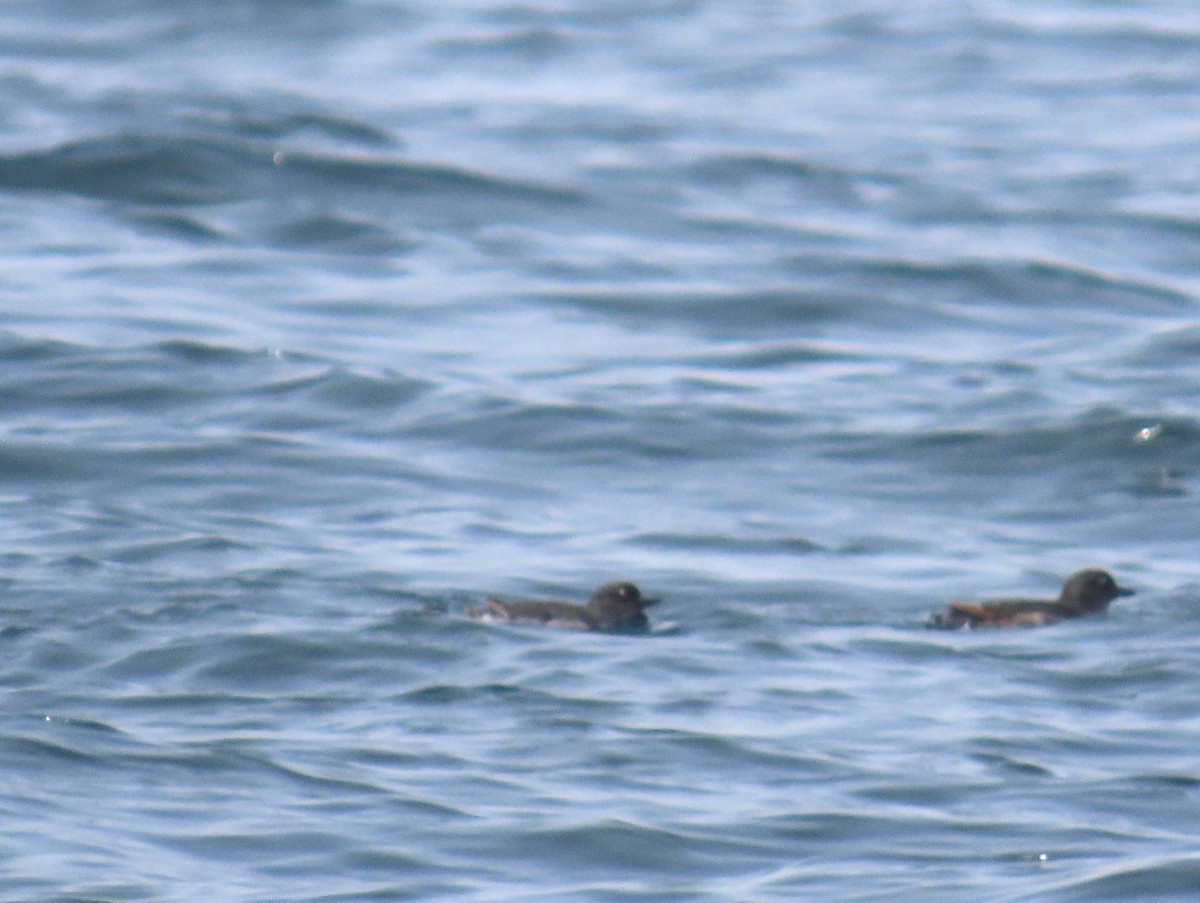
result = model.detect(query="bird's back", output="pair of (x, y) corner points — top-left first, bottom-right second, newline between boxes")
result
(932, 599), (1065, 629)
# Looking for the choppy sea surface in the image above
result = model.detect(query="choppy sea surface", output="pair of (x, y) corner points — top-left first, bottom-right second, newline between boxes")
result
(2, 2), (1200, 900)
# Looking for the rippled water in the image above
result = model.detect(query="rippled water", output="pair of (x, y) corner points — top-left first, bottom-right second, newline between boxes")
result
(2, 2), (1200, 900)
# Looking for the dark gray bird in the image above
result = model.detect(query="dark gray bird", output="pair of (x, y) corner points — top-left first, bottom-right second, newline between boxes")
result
(929, 568), (1134, 629)
(469, 581), (659, 632)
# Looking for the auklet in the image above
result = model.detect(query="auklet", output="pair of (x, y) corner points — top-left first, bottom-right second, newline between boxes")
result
(929, 568), (1134, 629)
(469, 581), (659, 632)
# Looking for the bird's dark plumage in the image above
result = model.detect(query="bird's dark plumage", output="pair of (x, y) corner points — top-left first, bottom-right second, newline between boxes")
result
(469, 581), (659, 632)
(929, 568), (1134, 629)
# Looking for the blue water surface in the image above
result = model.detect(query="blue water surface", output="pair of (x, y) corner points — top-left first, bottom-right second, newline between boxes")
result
(1, 1), (1200, 900)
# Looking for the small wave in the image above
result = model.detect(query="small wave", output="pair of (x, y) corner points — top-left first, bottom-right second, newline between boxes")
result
(278, 151), (585, 206)
(690, 151), (901, 208)
(824, 410), (1200, 485)
(487, 818), (738, 877)
(190, 633), (348, 689)
(109, 534), (251, 564)
(784, 254), (1194, 316)
(159, 827), (351, 863)
(1033, 853), (1200, 902)
(0, 133), (586, 230)
(0, 441), (104, 481)
(256, 365), (428, 413)
(0, 135), (254, 205)
(265, 214), (413, 255)
(685, 341), (866, 370)
(398, 683), (621, 714)
(632, 532), (824, 555)
(531, 286), (866, 336)
(433, 27), (577, 63)
(0, 332), (77, 363)
(0, 732), (112, 768)
(617, 724), (841, 774)
(1132, 326), (1200, 364)
(970, 751), (1056, 778)
(127, 209), (230, 242)
(183, 106), (396, 148)
(154, 339), (257, 364)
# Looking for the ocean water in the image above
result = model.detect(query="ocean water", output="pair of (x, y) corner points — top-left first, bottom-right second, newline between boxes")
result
(1, 1), (1200, 900)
